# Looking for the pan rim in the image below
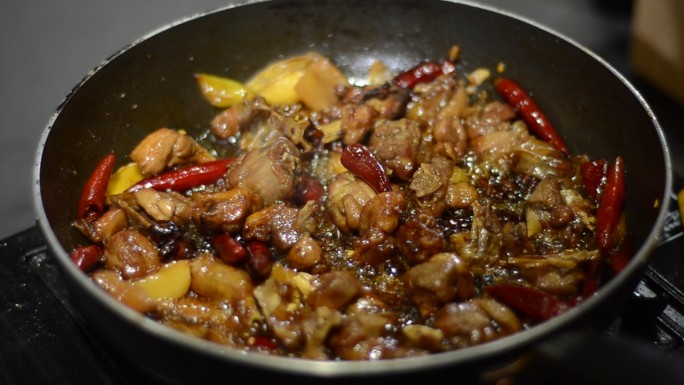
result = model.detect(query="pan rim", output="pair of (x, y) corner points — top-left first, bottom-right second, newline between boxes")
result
(32, 0), (673, 377)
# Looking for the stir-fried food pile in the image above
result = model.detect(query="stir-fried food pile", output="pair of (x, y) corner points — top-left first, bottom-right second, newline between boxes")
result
(69, 47), (629, 360)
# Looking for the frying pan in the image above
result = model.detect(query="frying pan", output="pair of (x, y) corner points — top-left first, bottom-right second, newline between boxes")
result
(34, 0), (672, 383)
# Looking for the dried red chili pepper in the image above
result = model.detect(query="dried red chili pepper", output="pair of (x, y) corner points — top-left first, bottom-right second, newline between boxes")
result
(69, 245), (104, 273)
(128, 158), (232, 192)
(77, 153), (116, 221)
(394, 60), (456, 89)
(213, 233), (248, 265)
(596, 156), (626, 251)
(295, 175), (325, 204)
(581, 159), (608, 203)
(608, 235), (634, 275)
(340, 144), (391, 193)
(494, 77), (568, 155)
(485, 284), (572, 322)
(246, 241), (273, 278)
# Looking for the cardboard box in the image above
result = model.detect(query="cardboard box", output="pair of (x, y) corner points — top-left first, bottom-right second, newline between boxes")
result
(630, 0), (684, 106)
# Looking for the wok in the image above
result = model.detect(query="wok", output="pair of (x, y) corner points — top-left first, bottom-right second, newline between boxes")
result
(34, 0), (672, 383)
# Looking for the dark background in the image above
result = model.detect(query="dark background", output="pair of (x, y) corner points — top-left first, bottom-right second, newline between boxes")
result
(1, 0), (682, 240)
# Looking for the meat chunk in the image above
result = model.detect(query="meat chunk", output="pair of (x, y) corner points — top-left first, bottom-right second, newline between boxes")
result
(286, 234), (323, 270)
(252, 264), (315, 350)
(92, 270), (155, 313)
(368, 119), (421, 181)
(433, 298), (521, 349)
(154, 296), (260, 347)
(464, 101), (515, 140)
(406, 75), (459, 125)
(431, 115), (468, 161)
(130, 128), (215, 177)
(227, 137), (300, 205)
(214, 97), (311, 152)
(396, 212), (446, 266)
(451, 200), (503, 274)
(328, 296), (424, 360)
(191, 188), (262, 234)
(351, 191), (407, 265)
(132, 189), (193, 224)
(404, 252), (475, 317)
(409, 156), (453, 217)
(243, 203), (303, 251)
(326, 172), (377, 233)
(308, 271), (361, 310)
(340, 104), (378, 145)
(104, 229), (161, 279)
(189, 254), (254, 303)
(210, 98), (261, 139)
(74, 207), (128, 244)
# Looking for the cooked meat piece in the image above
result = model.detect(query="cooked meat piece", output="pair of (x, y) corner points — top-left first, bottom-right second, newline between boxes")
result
(364, 84), (410, 120)
(92, 270), (155, 313)
(338, 82), (409, 120)
(132, 189), (193, 224)
(433, 298), (521, 348)
(326, 172), (377, 233)
(189, 254), (254, 302)
(227, 137), (300, 205)
(300, 307), (343, 359)
(368, 119), (421, 181)
(286, 234), (323, 270)
(404, 252), (474, 317)
(329, 296), (425, 360)
(451, 200), (503, 274)
(431, 115), (468, 161)
(358, 191), (407, 235)
(464, 101), (515, 140)
(73, 207), (128, 244)
(409, 156), (453, 217)
(130, 128), (215, 177)
(308, 271), (361, 310)
(341, 103), (379, 145)
(104, 229), (161, 279)
(210, 98), (261, 139)
(221, 97), (310, 152)
(253, 264), (315, 350)
(243, 203), (303, 251)
(351, 191), (406, 263)
(402, 324), (445, 352)
(396, 212), (446, 266)
(513, 135), (571, 179)
(406, 75), (459, 125)
(154, 296), (260, 347)
(191, 188), (262, 234)
(508, 250), (600, 295)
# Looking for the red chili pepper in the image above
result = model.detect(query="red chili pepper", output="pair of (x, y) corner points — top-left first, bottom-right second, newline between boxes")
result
(581, 159), (608, 203)
(494, 78), (568, 155)
(608, 235), (634, 275)
(213, 233), (247, 265)
(128, 158), (232, 192)
(78, 153), (116, 221)
(296, 175), (325, 204)
(394, 60), (456, 89)
(596, 156), (626, 251)
(69, 245), (104, 273)
(246, 241), (272, 278)
(485, 284), (572, 322)
(252, 335), (278, 351)
(340, 144), (391, 193)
